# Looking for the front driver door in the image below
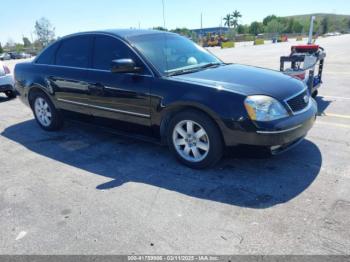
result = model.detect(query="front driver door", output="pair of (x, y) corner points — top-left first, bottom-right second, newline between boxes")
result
(86, 35), (152, 126)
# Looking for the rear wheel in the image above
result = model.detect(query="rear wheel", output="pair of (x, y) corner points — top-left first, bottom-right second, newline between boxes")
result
(31, 92), (63, 131)
(167, 110), (223, 169)
(5, 90), (16, 99)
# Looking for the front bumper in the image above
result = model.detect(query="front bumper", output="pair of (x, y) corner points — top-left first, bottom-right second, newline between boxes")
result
(223, 99), (317, 147)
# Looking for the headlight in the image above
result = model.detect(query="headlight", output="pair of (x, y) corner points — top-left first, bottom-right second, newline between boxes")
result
(244, 95), (288, 121)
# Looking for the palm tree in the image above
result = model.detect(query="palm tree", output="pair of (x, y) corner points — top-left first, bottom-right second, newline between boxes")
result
(231, 10), (242, 29)
(223, 14), (233, 28)
(232, 10), (242, 19)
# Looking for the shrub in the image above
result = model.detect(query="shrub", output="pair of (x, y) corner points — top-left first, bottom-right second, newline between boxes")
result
(243, 35), (255, 42)
(254, 39), (264, 45)
(221, 41), (235, 49)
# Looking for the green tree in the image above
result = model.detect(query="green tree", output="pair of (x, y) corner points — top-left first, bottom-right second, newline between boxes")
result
(223, 14), (233, 28)
(292, 21), (303, 33)
(23, 37), (31, 47)
(249, 21), (264, 35)
(171, 28), (191, 36)
(266, 19), (285, 34)
(225, 28), (236, 40)
(286, 18), (295, 33)
(237, 24), (249, 34)
(321, 17), (329, 34)
(35, 17), (55, 48)
(231, 10), (242, 29)
(263, 15), (277, 26)
(15, 44), (24, 52)
(153, 26), (168, 31)
(0, 42), (3, 54)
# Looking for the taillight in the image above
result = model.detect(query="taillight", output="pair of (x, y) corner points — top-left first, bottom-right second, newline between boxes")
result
(3, 65), (10, 75)
(284, 69), (306, 81)
(292, 72), (306, 80)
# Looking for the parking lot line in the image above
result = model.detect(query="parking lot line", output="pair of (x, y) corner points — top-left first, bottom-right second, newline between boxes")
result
(321, 95), (350, 100)
(322, 113), (350, 120)
(316, 121), (350, 129)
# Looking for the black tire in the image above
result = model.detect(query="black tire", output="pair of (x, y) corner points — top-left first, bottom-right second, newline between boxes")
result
(30, 92), (64, 131)
(167, 110), (224, 169)
(312, 90), (318, 98)
(5, 90), (16, 99)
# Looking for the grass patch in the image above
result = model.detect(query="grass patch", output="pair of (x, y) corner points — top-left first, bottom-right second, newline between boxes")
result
(254, 39), (264, 45)
(221, 41), (235, 49)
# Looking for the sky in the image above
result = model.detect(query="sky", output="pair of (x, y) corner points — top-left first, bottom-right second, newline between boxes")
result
(1, 0), (349, 44)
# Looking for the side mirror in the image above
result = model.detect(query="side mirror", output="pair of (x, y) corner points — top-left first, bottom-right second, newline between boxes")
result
(111, 59), (142, 73)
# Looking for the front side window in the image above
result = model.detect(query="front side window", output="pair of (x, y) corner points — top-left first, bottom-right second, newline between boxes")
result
(56, 36), (91, 68)
(128, 33), (222, 75)
(92, 35), (141, 71)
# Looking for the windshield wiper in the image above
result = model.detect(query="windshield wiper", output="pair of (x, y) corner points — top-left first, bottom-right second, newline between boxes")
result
(198, 62), (223, 69)
(167, 62), (223, 77)
(167, 68), (200, 77)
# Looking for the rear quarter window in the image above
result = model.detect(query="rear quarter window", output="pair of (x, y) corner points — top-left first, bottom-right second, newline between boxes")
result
(35, 42), (60, 65)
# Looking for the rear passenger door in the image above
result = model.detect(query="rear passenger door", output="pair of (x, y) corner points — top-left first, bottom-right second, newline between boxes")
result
(86, 35), (152, 126)
(51, 35), (93, 115)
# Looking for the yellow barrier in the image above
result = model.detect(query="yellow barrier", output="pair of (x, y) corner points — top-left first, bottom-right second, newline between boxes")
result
(254, 39), (264, 45)
(221, 41), (235, 49)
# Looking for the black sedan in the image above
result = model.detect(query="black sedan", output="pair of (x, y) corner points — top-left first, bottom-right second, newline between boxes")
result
(14, 29), (317, 168)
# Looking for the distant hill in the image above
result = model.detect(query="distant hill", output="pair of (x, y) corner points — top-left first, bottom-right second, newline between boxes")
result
(285, 13), (350, 33)
(286, 13), (350, 21)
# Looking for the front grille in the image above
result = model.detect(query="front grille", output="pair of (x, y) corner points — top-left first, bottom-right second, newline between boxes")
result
(286, 90), (309, 113)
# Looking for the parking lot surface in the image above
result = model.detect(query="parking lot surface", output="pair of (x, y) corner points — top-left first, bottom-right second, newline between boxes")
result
(0, 35), (349, 255)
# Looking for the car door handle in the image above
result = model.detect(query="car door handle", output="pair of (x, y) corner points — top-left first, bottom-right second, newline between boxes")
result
(88, 83), (104, 90)
(88, 83), (105, 95)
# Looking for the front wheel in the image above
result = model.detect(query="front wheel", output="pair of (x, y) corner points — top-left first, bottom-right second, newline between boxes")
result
(167, 110), (224, 169)
(31, 93), (63, 131)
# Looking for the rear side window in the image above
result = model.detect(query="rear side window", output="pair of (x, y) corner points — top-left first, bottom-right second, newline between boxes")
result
(36, 42), (59, 65)
(92, 35), (139, 70)
(56, 36), (91, 68)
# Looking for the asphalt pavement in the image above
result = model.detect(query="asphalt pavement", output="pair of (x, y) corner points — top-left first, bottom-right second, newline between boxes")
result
(0, 35), (349, 255)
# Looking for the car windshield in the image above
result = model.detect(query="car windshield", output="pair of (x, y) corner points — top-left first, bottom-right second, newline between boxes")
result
(128, 33), (222, 76)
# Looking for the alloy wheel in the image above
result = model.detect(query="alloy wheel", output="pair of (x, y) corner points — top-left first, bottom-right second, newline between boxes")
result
(172, 120), (210, 162)
(34, 97), (52, 127)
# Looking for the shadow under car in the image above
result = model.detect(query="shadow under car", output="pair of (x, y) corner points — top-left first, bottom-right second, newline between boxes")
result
(1, 119), (322, 209)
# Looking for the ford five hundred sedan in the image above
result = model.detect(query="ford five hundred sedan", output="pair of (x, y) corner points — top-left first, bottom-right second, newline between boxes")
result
(15, 29), (317, 168)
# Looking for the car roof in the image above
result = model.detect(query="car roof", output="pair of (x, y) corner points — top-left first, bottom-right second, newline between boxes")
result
(63, 29), (175, 41)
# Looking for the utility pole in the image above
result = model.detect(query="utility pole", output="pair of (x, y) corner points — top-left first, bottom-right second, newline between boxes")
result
(162, 0), (166, 29)
(220, 17), (222, 35)
(201, 12), (203, 29)
(308, 16), (316, 44)
(200, 12), (203, 37)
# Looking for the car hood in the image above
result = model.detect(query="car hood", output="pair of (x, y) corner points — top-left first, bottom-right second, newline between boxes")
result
(171, 64), (306, 100)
